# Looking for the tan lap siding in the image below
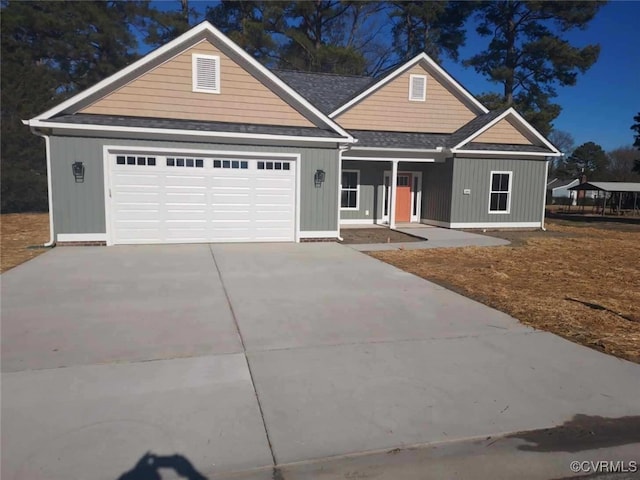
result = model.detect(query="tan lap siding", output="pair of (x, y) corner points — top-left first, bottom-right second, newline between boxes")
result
(80, 40), (314, 127)
(474, 117), (535, 145)
(335, 65), (476, 133)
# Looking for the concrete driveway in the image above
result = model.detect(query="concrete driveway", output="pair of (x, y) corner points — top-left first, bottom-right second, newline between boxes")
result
(2, 243), (640, 479)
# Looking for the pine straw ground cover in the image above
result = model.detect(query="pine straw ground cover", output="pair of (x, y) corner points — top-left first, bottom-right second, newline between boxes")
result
(370, 221), (640, 364)
(1, 213), (50, 273)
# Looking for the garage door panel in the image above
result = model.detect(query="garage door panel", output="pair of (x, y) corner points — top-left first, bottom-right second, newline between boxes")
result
(115, 210), (161, 222)
(112, 175), (160, 187)
(110, 154), (296, 244)
(165, 193), (207, 204)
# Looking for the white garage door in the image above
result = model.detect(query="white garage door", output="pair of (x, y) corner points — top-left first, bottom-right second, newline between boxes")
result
(108, 152), (296, 244)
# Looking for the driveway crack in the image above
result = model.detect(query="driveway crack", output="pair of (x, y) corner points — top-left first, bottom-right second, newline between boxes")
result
(208, 244), (278, 467)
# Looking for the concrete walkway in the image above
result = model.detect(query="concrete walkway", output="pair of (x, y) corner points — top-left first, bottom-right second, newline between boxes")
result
(2, 243), (639, 479)
(348, 225), (510, 251)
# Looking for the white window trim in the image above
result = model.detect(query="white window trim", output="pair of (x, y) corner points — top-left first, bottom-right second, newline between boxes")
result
(340, 169), (360, 211)
(192, 53), (220, 94)
(488, 170), (513, 214)
(408, 74), (427, 102)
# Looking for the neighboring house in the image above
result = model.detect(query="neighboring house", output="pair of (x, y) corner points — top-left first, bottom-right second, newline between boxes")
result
(25, 22), (561, 246)
(547, 178), (597, 205)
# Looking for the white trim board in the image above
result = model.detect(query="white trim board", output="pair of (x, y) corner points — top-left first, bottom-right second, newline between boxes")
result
(29, 119), (350, 145)
(330, 52), (488, 117)
(421, 219), (541, 229)
(350, 146), (444, 153)
(340, 169), (360, 211)
(57, 233), (107, 242)
(299, 231), (339, 238)
(452, 149), (561, 158)
(339, 219), (381, 225)
(488, 170), (513, 215)
(191, 53), (220, 94)
(451, 222), (541, 229)
(343, 156), (436, 162)
(28, 21), (353, 142)
(408, 74), (427, 102)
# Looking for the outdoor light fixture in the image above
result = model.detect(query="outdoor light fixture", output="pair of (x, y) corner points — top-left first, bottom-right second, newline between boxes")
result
(314, 169), (325, 188)
(72, 161), (85, 183)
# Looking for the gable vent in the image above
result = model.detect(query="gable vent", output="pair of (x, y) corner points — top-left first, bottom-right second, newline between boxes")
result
(409, 74), (427, 102)
(192, 54), (220, 93)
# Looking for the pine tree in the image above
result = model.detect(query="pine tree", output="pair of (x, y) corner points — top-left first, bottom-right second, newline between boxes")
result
(557, 142), (609, 180)
(0, 1), (154, 212)
(464, 1), (605, 135)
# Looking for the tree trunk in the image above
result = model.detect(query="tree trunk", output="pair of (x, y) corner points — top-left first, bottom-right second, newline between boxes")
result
(503, 2), (517, 105)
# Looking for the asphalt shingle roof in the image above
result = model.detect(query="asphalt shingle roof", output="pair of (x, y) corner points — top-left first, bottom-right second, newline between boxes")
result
(273, 70), (374, 115)
(446, 110), (506, 148)
(49, 114), (344, 138)
(463, 142), (553, 153)
(349, 130), (449, 149)
(50, 71), (555, 153)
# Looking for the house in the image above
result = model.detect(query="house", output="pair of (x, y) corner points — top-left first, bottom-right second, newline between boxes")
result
(25, 21), (561, 246)
(547, 178), (597, 205)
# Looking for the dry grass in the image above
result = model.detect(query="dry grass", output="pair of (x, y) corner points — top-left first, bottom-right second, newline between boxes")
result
(370, 221), (640, 364)
(1, 213), (50, 273)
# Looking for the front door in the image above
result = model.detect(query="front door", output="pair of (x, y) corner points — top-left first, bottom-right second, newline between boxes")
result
(395, 174), (412, 222)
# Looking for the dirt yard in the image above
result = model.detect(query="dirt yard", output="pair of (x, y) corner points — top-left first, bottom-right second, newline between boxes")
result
(370, 220), (640, 364)
(340, 227), (423, 244)
(1, 213), (50, 273)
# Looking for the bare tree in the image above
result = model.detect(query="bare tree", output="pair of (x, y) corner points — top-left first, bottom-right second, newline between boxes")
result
(608, 146), (640, 181)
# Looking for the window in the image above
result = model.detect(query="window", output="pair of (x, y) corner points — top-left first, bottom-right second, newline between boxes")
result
(489, 171), (512, 213)
(257, 161), (290, 170)
(166, 157), (204, 168)
(397, 175), (409, 186)
(409, 74), (427, 101)
(341, 170), (359, 210)
(192, 54), (220, 93)
(213, 159), (248, 169)
(117, 155), (155, 166)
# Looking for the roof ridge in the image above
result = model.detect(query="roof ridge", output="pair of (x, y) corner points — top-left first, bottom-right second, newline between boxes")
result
(272, 68), (372, 79)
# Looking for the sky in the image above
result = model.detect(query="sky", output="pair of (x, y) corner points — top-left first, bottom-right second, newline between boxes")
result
(150, 1), (640, 152)
(441, 1), (640, 152)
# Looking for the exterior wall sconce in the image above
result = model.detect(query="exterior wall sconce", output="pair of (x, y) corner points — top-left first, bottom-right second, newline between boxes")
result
(72, 161), (85, 183)
(314, 169), (325, 188)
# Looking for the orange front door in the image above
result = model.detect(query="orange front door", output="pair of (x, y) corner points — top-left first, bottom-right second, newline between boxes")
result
(395, 174), (412, 222)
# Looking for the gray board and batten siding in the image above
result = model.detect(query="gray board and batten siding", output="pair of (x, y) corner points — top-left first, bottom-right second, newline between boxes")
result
(450, 157), (546, 225)
(340, 156), (545, 226)
(421, 159), (454, 224)
(49, 135), (339, 236)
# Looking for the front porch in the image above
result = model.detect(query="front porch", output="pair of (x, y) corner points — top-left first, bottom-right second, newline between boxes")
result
(339, 222), (510, 250)
(339, 157), (453, 229)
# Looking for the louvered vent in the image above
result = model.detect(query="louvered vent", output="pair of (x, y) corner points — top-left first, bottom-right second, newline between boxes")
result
(192, 54), (220, 93)
(409, 74), (426, 101)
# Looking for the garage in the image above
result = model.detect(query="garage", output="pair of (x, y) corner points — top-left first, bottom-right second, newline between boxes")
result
(107, 151), (297, 244)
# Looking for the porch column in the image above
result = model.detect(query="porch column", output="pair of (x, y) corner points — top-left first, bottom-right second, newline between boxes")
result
(389, 160), (399, 229)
